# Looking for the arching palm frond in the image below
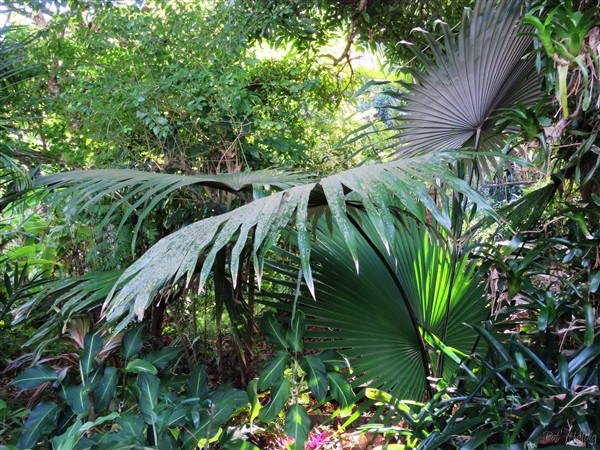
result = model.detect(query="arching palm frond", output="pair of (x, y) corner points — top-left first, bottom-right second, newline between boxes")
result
(262, 216), (487, 401)
(34, 168), (314, 250)
(1, 13), (39, 207)
(37, 168), (313, 196)
(101, 153), (492, 330)
(393, 0), (540, 157)
(11, 270), (123, 357)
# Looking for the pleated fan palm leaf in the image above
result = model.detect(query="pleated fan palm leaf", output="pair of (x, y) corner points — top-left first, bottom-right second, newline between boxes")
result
(263, 216), (487, 401)
(393, 0), (540, 159)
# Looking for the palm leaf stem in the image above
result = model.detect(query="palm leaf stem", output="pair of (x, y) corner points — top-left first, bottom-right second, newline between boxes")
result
(347, 215), (434, 400)
(439, 127), (484, 378)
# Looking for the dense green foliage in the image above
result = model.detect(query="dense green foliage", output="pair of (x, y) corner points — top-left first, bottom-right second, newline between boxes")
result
(1, 0), (599, 449)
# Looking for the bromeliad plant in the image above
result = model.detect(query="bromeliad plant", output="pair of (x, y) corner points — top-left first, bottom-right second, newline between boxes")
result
(524, 0), (597, 117)
(7, 324), (250, 450)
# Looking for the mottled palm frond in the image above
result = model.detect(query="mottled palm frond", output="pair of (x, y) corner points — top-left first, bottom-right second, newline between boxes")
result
(101, 153), (493, 330)
(33, 168), (314, 250)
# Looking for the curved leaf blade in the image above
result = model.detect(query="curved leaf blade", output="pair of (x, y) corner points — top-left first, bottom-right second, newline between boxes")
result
(258, 351), (290, 391)
(187, 365), (209, 399)
(261, 313), (289, 350)
(65, 385), (91, 416)
(125, 359), (158, 375)
(326, 372), (355, 411)
(285, 404), (310, 450)
(17, 402), (61, 450)
(299, 355), (327, 403)
(137, 372), (159, 425)
(93, 367), (118, 412)
(121, 324), (144, 360)
(286, 310), (305, 352)
(80, 333), (103, 378)
(11, 365), (57, 391)
(257, 379), (290, 422)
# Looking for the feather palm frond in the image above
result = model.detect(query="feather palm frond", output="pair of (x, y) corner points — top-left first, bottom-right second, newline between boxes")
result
(101, 153), (492, 330)
(33, 168), (314, 250)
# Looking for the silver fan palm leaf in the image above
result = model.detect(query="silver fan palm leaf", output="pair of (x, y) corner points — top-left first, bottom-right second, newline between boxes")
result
(393, 0), (540, 157)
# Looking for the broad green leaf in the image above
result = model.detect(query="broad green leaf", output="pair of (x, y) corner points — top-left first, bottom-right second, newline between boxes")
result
(284, 404), (310, 450)
(85, 366), (104, 390)
(247, 378), (261, 426)
(50, 419), (83, 450)
(318, 350), (347, 372)
(258, 351), (290, 391)
(195, 386), (249, 437)
(66, 385), (91, 416)
(537, 399), (554, 428)
(145, 347), (181, 370)
(221, 440), (261, 450)
(51, 412), (119, 450)
(79, 412), (120, 432)
(261, 313), (289, 350)
(166, 408), (188, 427)
(584, 303), (594, 347)
(93, 367), (118, 412)
(187, 365), (209, 399)
(257, 379), (290, 422)
(286, 310), (305, 352)
(195, 427), (222, 448)
(117, 412), (145, 438)
(538, 306), (550, 332)
(11, 365), (57, 390)
(137, 372), (159, 425)
(590, 270), (600, 293)
(326, 372), (354, 411)
(299, 355), (327, 403)
(121, 324), (144, 360)
(80, 333), (103, 378)
(17, 402), (61, 450)
(125, 359), (158, 375)
(157, 429), (179, 449)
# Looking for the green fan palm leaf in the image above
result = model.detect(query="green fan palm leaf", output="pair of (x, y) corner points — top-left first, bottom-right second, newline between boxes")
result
(263, 216), (487, 401)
